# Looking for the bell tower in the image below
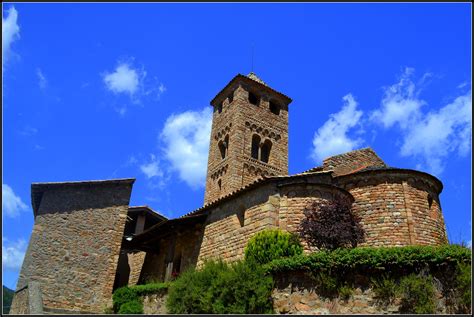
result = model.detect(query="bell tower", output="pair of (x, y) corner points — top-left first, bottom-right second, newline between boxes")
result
(204, 73), (292, 204)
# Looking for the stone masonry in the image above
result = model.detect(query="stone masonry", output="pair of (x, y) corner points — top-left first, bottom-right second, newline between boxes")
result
(136, 73), (448, 281)
(10, 179), (134, 314)
(204, 73), (291, 204)
(10, 72), (449, 314)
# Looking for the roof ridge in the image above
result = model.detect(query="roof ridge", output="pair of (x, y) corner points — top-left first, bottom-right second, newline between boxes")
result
(322, 147), (376, 163)
(247, 72), (267, 86)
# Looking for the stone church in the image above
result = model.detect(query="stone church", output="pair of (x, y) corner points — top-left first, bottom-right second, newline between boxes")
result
(10, 73), (448, 314)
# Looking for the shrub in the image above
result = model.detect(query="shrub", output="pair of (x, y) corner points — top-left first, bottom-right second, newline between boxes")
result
(398, 274), (436, 314)
(132, 282), (169, 296)
(166, 259), (273, 314)
(454, 262), (471, 313)
(312, 271), (340, 298)
(113, 286), (139, 313)
(112, 282), (169, 313)
(118, 300), (144, 314)
(299, 199), (365, 250)
(338, 285), (354, 301)
(265, 245), (471, 275)
(245, 229), (303, 265)
(371, 275), (398, 307)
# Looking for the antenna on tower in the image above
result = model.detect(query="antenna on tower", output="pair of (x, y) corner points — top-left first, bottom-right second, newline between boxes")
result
(251, 43), (254, 73)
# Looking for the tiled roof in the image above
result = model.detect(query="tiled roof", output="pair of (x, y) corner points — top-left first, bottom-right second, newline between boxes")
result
(179, 169), (332, 219)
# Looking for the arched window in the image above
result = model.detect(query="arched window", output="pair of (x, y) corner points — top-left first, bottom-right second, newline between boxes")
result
(251, 135), (260, 159)
(218, 179), (222, 191)
(218, 135), (229, 159)
(260, 140), (272, 163)
(218, 141), (226, 159)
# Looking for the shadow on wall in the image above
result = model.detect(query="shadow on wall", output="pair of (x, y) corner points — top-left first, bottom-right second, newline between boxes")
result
(137, 225), (206, 284)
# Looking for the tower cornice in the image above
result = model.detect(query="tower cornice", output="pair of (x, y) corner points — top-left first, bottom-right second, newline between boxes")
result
(210, 73), (292, 107)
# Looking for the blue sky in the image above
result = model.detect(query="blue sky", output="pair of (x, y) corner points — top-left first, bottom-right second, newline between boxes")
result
(2, 3), (471, 290)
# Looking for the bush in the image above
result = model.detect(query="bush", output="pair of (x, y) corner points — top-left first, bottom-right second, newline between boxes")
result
(398, 274), (436, 314)
(299, 199), (365, 250)
(265, 245), (471, 275)
(454, 263), (471, 313)
(371, 275), (398, 307)
(118, 300), (144, 314)
(245, 229), (303, 265)
(112, 282), (169, 313)
(338, 285), (354, 301)
(166, 260), (273, 314)
(113, 287), (139, 312)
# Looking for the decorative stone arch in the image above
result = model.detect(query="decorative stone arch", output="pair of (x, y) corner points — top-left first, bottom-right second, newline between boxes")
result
(260, 139), (272, 163)
(218, 135), (229, 159)
(251, 134), (260, 159)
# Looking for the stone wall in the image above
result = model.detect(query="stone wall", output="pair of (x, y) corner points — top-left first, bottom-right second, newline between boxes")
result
(139, 269), (454, 315)
(142, 292), (168, 314)
(272, 271), (449, 314)
(198, 180), (352, 265)
(127, 251), (147, 285)
(10, 180), (134, 314)
(278, 182), (354, 252)
(198, 183), (280, 266)
(9, 287), (29, 314)
(337, 170), (447, 246)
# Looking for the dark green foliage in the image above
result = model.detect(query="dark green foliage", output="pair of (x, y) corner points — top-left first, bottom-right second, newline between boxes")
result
(398, 274), (436, 314)
(311, 272), (340, 298)
(300, 199), (365, 250)
(454, 263), (471, 313)
(338, 285), (354, 301)
(265, 244), (471, 275)
(113, 287), (138, 313)
(118, 300), (144, 314)
(244, 229), (303, 265)
(131, 282), (169, 296)
(371, 275), (398, 307)
(166, 260), (274, 314)
(112, 282), (169, 313)
(3, 286), (14, 315)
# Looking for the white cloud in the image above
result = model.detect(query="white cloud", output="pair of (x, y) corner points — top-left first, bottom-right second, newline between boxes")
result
(115, 106), (127, 117)
(2, 184), (28, 218)
(102, 60), (166, 113)
(36, 68), (48, 90)
(160, 107), (212, 189)
(399, 91), (471, 174)
(372, 68), (472, 175)
(19, 126), (38, 136)
(2, 6), (20, 67)
(371, 67), (424, 130)
(311, 94), (364, 163)
(140, 154), (163, 179)
(158, 83), (166, 94)
(2, 238), (26, 271)
(103, 63), (140, 96)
